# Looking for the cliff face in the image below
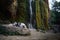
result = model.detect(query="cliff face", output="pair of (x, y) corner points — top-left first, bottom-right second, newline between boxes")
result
(7, 0), (17, 21)
(45, 0), (48, 4)
(0, 0), (49, 23)
(0, 0), (17, 21)
(45, 0), (50, 16)
(0, 0), (28, 23)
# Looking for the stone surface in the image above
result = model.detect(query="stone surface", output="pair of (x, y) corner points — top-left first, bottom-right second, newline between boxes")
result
(0, 25), (60, 40)
(0, 25), (30, 35)
(0, 29), (60, 40)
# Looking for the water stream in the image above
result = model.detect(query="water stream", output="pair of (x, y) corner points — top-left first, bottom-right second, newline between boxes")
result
(29, 0), (33, 29)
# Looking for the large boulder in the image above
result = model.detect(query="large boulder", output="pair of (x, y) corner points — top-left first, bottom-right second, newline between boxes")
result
(0, 25), (31, 36)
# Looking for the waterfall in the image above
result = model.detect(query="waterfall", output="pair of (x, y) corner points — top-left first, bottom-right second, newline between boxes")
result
(29, 0), (34, 14)
(28, 0), (33, 29)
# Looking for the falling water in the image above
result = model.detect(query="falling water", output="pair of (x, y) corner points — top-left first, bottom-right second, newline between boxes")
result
(30, 0), (33, 15)
(28, 0), (33, 29)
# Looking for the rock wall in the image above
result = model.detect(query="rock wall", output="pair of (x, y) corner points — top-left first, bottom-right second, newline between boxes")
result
(0, 0), (17, 21)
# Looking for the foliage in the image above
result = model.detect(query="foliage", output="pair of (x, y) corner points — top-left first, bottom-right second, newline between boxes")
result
(17, 0), (30, 23)
(51, 1), (60, 25)
(50, 10), (56, 25)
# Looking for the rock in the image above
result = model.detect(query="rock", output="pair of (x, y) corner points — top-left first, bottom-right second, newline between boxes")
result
(0, 25), (31, 36)
(51, 25), (60, 33)
(0, 20), (11, 24)
(13, 22), (17, 26)
(8, 24), (14, 26)
(20, 23), (28, 29)
(18, 28), (31, 36)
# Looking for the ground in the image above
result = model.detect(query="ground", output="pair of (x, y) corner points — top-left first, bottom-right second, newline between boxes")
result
(0, 29), (60, 40)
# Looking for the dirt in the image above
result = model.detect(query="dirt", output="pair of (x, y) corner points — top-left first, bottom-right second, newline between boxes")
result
(0, 29), (60, 40)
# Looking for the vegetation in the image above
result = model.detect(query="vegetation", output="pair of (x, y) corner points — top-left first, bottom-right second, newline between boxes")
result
(35, 0), (42, 29)
(49, 1), (60, 33)
(0, 0), (49, 30)
(51, 1), (60, 25)
(35, 0), (49, 30)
